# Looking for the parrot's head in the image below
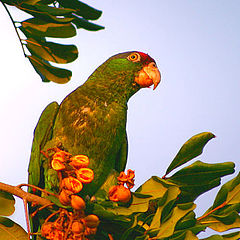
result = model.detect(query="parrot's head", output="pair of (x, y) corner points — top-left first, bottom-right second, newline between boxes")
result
(88, 51), (161, 101)
(109, 51), (161, 90)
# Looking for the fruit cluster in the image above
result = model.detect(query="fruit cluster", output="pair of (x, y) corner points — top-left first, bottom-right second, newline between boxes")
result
(39, 148), (98, 240)
(41, 209), (99, 240)
(49, 149), (94, 210)
(108, 169), (135, 203)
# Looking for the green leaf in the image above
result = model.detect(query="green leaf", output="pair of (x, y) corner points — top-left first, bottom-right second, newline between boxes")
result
(213, 211), (239, 225)
(204, 172), (240, 214)
(222, 231), (240, 240)
(120, 214), (145, 240)
(34, 3), (76, 16)
(57, 0), (102, 20)
(164, 225), (206, 240)
(175, 211), (196, 231)
(19, 3), (75, 23)
(200, 211), (240, 232)
(72, 16), (104, 31)
(165, 132), (215, 176)
(198, 172), (240, 232)
(225, 172), (240, 205)
(167, 161), (235, 202)
(172, 230), (198, 240)
(28, 55), (72, 83)
(21, 18), (76, 38)
(26, 38), (78, 63)
(169, 161), (234, 184)
(90, 202), (127, 221)
(155, 202), (196, 238)
(0, 217), (28, 240)
(149, 186), (180, 230)
(0, 191), (15, 216)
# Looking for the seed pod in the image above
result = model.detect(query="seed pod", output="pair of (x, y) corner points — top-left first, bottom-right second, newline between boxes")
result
(41, 222), (54, 238)
(53, 150), (71, 162)
(84, 214), (100, 228)
(71, 221), (85, 234)
(62, 176), (83, 194)
(51, 159), (65, 171)
(71, 195), (86, 210)
(59, 190), (71, 206)
(70, 155), (89, 169)
(109, 185), (131, 203)
(76, 168), (94, 183)
(117, 171), (128, 183)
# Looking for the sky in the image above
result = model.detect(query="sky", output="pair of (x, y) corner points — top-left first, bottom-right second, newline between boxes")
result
(0, 0), (240, 237)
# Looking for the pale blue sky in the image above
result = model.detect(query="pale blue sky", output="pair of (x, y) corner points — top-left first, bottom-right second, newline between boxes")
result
(0, 0), (240, 237)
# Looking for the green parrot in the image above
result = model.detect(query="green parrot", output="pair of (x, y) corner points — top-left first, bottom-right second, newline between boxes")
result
(28, 51), (160, 209)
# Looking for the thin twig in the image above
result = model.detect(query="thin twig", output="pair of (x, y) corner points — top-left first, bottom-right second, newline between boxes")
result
(17, 183), (58, 197)
(31, 203), (55, 218)
(23, 198), (31, 240)
(197, 202), (226, 221)
(45, 209), (61, 223)
(1, 2), (27, 57)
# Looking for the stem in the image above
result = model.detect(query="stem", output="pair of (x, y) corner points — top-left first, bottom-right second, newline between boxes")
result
(0, 182), (51, 206)
(1, 2), (27, 57)
(197, 202), (227, 221)
(108, 234), (114, 240)
(31, 203), (55, 218)
(45, 209), (61, 223)
(17, 183), (58, 197)
(23, 198), (31, 237)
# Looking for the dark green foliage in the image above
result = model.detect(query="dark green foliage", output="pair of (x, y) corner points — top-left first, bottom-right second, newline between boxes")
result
(168, 161), (235, 203)
(165, 132), (215, 176)
(26, 38), (78, 63)
(1, 0), (104, 83)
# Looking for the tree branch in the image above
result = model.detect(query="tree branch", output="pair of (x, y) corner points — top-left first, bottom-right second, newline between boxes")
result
(0, 182), (52, 206)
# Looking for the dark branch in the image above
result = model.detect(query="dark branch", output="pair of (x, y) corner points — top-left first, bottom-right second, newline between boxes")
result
(0, 182), (52, 206)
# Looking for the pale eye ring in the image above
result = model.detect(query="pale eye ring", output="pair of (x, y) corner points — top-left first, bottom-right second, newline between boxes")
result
(127, 53), (141, 62)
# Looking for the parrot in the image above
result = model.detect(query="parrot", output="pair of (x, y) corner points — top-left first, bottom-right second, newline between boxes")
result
(28, 51), (161, 234)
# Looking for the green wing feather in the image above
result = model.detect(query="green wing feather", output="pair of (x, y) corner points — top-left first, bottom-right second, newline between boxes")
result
(28, 102), (59, 238)
(115, 132), (128, 172)
(28, 102), (59, 190)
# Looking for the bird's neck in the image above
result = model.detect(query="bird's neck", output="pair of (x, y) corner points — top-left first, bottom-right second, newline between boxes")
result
(81, 68), (141, 105)
(80, 81), (127, 108)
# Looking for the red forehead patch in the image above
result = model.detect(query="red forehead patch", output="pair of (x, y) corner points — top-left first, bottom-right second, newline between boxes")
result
(138, 52), (155, 64)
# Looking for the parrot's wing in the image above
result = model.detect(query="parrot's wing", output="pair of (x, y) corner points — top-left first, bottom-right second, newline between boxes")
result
(95, 132), (128, 199)
(28, 102), (59, 189)
(115, 131), (128, 172)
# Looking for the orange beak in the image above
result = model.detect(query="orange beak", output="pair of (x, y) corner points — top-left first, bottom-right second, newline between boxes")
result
(135, 62), (161, 90)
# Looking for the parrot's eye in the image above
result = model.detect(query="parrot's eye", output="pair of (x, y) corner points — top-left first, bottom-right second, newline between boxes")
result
(127, 53), (141, 62)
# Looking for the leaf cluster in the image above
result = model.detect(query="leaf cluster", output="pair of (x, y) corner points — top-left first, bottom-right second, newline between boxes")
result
(1, 132), (240, 239)
(1, 0), (104, 83)
(85, 132), (240, 239)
